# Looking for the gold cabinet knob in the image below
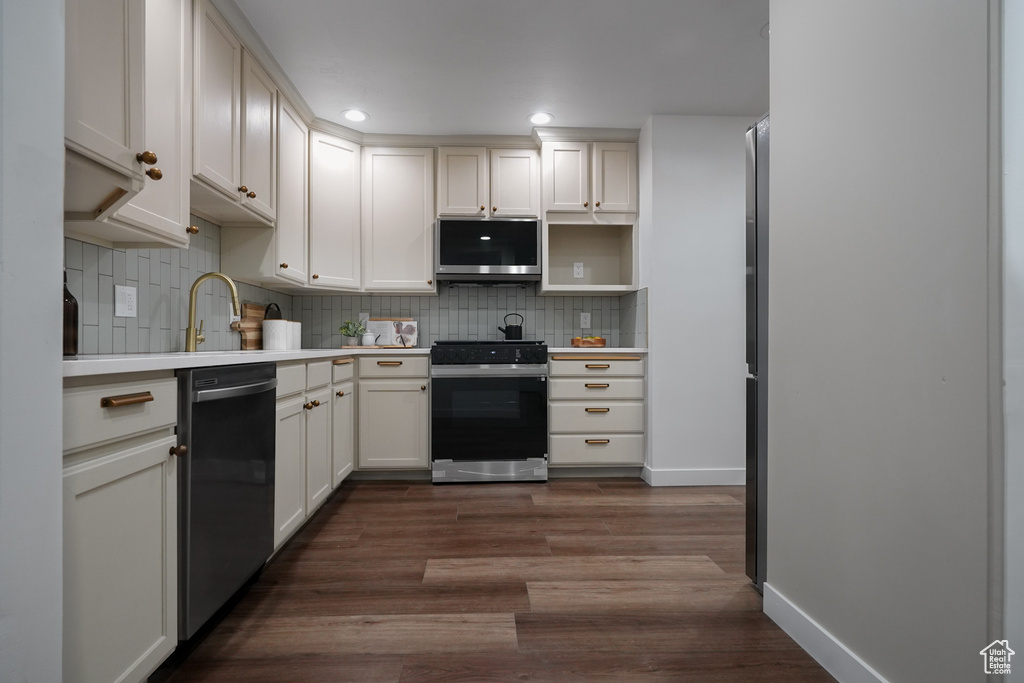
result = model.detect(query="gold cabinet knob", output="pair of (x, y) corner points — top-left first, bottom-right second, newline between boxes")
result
(186, 225), (199, 234)
(280, 262), (289, 269)
(583, 201), (589, 208)
(169, 444), (188, 457)
(595, 201), (601, 207)
(427, 279), (433, 285)
(136, 150), (158, 165)
(238, 185), (248, 193)
(421, 385), (427, 391)
(336, 390), (345, 397)
(479, 205), (485, 211)
(312, 399), (321, 407)
(247, 191), (257, 199)
(492, 206), (498, 212)
(303, 402), (314, 410)
(146, 167), (163, 181)
(312, 273), (319, 279)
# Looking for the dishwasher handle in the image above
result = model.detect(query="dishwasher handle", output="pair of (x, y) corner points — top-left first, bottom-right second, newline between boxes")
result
(193, 378), (278, 403)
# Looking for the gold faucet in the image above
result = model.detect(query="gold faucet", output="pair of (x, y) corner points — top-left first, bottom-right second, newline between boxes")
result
(185, 272), (241, 352)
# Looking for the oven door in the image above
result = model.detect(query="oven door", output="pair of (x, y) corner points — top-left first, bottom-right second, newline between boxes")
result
(431, 365), (548, 462)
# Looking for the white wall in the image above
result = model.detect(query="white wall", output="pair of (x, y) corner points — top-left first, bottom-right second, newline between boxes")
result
(0, 0), (65, 680)
(766, 2), (997, 682)
(1004, 2), (1024, 679)
(640, 115), (751, 486)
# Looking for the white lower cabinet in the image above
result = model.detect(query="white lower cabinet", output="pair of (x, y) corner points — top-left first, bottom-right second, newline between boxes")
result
(274, 389), (306, 547)
(331, 359), (356, 485)
(62, 372), (179, 683)
(548, 355), (646, 466)
(357, 356), (429, 469)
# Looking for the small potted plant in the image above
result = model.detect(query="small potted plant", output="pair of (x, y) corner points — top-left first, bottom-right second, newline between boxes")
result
(339, 319), (367, 347)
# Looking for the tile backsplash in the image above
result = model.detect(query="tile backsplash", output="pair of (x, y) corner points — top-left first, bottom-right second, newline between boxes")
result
(66, 216), (647, 354)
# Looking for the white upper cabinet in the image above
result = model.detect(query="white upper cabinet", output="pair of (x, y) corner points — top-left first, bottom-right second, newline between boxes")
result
(592, 142), (637, 213)
(309, 132), (361, 290)
(437, 147), (487, 216)
(274, 97), (308, 284)
(542, 141), (637, 215)
(65, 0), (193, 249)
(490, 148), (540, 217)
(437, 147), (539, 217)
(542, 141), (589, 212)
(63, 0), (146, 223)
(362, 147), (435, 293)
(240, 52), (277, 221)
(191, 0), (274, 226)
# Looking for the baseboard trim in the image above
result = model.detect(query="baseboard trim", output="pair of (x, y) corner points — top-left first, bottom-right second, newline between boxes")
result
(641, 466), (745, 487)
(763, 582), (889, 683)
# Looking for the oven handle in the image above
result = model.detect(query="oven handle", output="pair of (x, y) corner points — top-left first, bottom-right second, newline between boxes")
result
(431, 364), (548, 379)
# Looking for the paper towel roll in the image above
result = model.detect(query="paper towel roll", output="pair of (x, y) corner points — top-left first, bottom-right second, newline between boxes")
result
(262, 320), (289, 350)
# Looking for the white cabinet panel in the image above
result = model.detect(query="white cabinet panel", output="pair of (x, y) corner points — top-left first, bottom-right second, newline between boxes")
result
(490, 148), (539, 217)
(274, 394), (306, 548)
(309, 132), (361, 289)
(192, 0), (241, 197)
(305, 385), (332, 512)
(274, 96), (307, 284)
(332, 380), (355, 486)
(358, 379), (429, 469)
(437, 147), (487, 216)
(240, 51), (277, 220)
(543, 141), (589, 212)
(592, 142), (637, 213)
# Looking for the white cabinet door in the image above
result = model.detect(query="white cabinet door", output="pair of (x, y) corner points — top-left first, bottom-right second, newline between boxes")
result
(309, 132), (361, 289)
(103, 0), (192, 247)
(437, 147), (487, 216)
(362, 147), (435, 293)
(490, 148), (539, 217)
(305, 386), (333, 512)
(592, 142), (637, 213)
(275, 97), (308, 284)
(63, 435), (177, 683)
(332, 380), (355, 486)
(542, 141), (589, 212)
(274, 394), (306, 549)
(240, 51), (277, 221)
(358, 379), (429, 468)
(65, 0), (145, 178)
(192, 0), (241, 197)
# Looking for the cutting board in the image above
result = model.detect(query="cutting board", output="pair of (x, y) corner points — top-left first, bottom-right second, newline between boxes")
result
(230, 303), (266, 350)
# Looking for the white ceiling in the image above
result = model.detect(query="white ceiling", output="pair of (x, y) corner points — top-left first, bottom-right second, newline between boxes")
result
(233, 0), (769, 136)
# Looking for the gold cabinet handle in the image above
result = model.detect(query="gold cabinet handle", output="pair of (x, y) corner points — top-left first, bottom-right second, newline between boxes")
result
(585, 407), (610, 413)
(238, 185), (248, 193)
(332, 358), (354, 365)
(377, 361), (403, 366)
(585, 364), (610, 369)
(585, 439), (610, 445)
(100, 391), (154, 408)
(136, 150), (158, 165)
(280, 262), (289, 269)
(336, 390), (345, 397)
(146, 167), (162, 181)
(169, 444), (188, 457)
(186, 225), (199, 234)
(583, 201), (589, 208)
(585, 383), (610, 389)
(247, 191), (257, 199)
(312, 273), (319, 279)
(303, 402), (314, 410)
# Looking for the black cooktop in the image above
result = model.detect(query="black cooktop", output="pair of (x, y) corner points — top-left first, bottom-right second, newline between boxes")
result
(431, 339), (547, 364)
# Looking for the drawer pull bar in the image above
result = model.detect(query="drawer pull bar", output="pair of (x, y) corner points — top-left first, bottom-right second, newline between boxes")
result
(585, 364), (610, 369)
(333, 358), (355, 365)
(585, 383), (610, 389)
(551, 355), (643, 361)
(100, 391), (154, 408)
(585, 439), (611, 445)
(585, 407), (611, 413)
(377, 361), (403, 366)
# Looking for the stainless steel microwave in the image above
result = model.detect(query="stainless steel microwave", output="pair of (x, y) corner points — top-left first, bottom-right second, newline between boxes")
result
(435, 217), (541, 282)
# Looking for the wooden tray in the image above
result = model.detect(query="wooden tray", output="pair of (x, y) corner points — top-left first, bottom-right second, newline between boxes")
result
(571, 337), (607, 348)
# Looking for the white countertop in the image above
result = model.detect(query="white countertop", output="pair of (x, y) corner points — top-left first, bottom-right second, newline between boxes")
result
(63, 345), (647, 378)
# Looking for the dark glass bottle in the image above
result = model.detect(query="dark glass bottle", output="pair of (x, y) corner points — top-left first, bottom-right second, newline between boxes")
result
(63, 271), (78, 357)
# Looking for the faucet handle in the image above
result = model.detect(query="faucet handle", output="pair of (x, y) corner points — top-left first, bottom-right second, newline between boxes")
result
(196, 320), (205, 346)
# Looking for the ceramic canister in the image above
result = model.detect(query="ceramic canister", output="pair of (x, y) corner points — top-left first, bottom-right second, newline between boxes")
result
(262, 319), (289, 350)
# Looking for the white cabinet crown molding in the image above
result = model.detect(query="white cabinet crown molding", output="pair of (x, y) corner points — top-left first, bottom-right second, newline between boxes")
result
(531, 126), (641, 146)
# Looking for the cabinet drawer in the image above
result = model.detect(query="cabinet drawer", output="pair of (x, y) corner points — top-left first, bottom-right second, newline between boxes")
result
(549, 377), (644, 400)
(358, 355), (429, 379)
(63, 375), (177, 453)
(549, 356), (644, 377)
(277, 363), (306, 398)
(306, 360), (332, 390)
(549, 401), (644, 433)
(549, 433), (645, 466)
(331, 357), (355, 383)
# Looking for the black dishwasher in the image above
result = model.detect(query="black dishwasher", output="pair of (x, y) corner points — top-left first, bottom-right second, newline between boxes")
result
(176, 362), (277, 640)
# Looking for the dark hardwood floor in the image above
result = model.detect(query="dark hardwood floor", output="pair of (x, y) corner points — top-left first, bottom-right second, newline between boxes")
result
(155, 479), (834, 682)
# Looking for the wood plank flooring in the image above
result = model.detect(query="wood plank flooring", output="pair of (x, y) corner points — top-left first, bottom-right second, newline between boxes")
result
(154, 479), (834, 682)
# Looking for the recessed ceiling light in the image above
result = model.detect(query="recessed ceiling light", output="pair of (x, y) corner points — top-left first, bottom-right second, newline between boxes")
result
(342, 109), (368, 122)
(480, 235), (491, 240)
(528, 112), (553, 125)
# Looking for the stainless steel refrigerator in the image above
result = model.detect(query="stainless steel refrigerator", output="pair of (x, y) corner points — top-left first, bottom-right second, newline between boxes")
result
(745, 113), (769, 592)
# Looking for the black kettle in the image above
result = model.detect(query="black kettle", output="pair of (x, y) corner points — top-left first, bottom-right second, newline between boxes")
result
(265, 302), (282, 319)
(498, 313), (524, 340)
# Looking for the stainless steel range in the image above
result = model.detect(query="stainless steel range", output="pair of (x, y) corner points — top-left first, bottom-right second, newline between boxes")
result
(430, 340), (548, 483)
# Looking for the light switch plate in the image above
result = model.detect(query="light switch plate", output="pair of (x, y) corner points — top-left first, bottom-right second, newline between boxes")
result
(114, 285), (137, 318)
(573, 262), (585, 279)
(580, 312), (591, 329)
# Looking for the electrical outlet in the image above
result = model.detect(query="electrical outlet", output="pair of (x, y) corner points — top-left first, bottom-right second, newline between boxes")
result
(573, 262), (585, 279)
(580, 312), (591, 329)
(114, 285), (137, 318)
